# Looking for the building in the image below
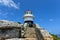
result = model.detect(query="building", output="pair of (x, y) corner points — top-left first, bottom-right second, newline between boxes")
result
(0, 10), (53, 40)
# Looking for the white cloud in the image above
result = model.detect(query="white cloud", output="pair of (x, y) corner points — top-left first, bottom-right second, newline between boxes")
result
(0, 10), (2, 15)
(0, 0), (19, 9)
(0, 11), (8, 18)
(49, 19), (54, 22)
(10, 13), (14, 15)
(3, 12), (8, 16)
(0, 12), (2, 15)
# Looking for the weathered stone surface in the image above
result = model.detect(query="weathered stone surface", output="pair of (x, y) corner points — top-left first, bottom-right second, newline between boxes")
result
(6, 38), (37, 40)
(0, 20), (53, 40)
(0, 20), (21, 28)
(0, 28), (21, 38)
(24, 27), (37, 38)
(35, 24), (53, 40)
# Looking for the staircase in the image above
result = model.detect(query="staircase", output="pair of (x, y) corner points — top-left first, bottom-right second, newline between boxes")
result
(23, 23), (44, 40)
(2, 23), (53, 40)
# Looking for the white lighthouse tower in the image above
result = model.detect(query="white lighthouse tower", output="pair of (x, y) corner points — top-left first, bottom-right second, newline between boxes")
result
(23, 10), (34, 27)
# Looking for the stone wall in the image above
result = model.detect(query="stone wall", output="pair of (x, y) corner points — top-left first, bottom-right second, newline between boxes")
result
(24, 27), (37, 38)
(0, 28), (21, 39)
(0, 24), (53, 40)
(6, 38), (37, 40)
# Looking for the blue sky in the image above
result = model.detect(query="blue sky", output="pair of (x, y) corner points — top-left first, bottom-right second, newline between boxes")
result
(0, 0), (60, 34)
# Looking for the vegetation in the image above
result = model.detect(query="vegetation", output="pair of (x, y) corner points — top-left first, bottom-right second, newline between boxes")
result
(17, 22), (21, 24)
(51, 34), (60, 40)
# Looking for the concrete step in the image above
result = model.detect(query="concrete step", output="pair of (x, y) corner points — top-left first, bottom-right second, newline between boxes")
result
(6, 38), (37, 40)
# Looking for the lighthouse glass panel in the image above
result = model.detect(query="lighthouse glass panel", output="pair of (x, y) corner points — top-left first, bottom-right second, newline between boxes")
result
(24, 17), (33, 21)
(26, 11), (32, 14)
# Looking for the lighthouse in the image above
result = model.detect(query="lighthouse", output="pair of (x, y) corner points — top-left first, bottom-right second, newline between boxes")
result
(23, 10), (34, 27)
